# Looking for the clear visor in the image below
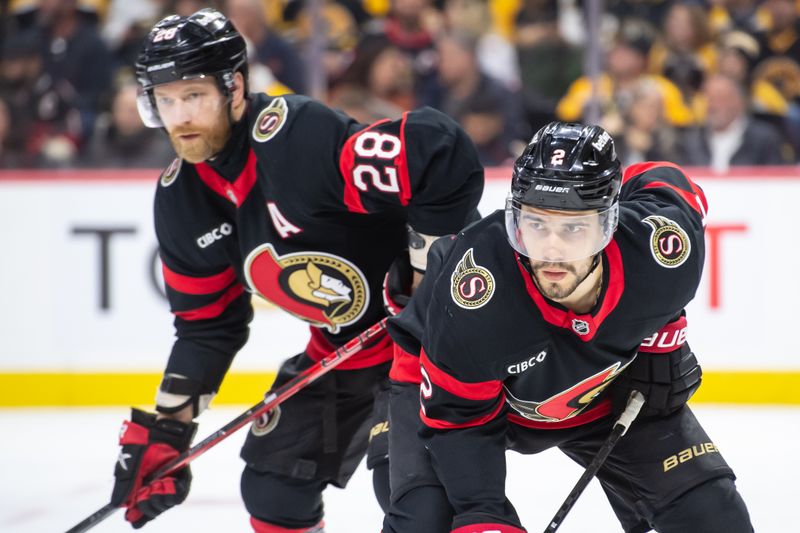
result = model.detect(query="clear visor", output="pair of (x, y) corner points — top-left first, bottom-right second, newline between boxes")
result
(136, 76), (228, 129)
(505, 196), (618, 262)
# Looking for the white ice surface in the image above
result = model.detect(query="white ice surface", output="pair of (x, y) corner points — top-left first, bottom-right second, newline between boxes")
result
(2, 405), (796, 532)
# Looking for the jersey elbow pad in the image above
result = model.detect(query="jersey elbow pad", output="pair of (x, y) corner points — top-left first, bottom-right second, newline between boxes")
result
(155, 373), (216, 418)
(408, 227), (439, 272)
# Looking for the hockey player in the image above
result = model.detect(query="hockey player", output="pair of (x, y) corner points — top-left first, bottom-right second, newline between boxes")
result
(108, 8), (483, 532)
(383, 122), (753, 532)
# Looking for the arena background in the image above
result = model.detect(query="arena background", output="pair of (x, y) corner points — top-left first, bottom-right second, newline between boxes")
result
(1, 166), (797, 408)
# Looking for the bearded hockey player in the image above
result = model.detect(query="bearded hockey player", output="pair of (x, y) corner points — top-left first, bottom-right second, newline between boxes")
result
(383, 122), (752, 532)
(107, 8), (483, 531)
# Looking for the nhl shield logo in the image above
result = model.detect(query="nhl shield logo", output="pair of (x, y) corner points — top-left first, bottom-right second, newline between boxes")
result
(451, 248), (495, 309)
(571, 318), (590, 336)
(244, 244), (369, 333)
(252, 97), (288, 143)
(642, 216), (691, 268)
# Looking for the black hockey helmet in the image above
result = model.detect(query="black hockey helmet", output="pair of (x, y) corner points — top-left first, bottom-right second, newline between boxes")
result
(506, 122), (622, 261)
(135, 8), (248, 127)
(511, 121), (622, 211)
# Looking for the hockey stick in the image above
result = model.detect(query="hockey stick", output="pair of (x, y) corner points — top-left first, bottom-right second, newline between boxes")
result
(543, 390), (645, 533)
(65, 318), (388, 533)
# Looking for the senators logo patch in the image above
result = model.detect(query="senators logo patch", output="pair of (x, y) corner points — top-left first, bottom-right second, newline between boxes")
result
(160, 158), (181, 187)
(252, 97), (288, 143)
(244, 244), (369, 333)
(451, 248), (495, 309)
(504, 362), (626, 422)
(643, 216), (691, 268)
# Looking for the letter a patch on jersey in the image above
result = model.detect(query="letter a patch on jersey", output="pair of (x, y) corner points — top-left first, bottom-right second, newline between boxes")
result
(642, 215), (691, 268)
(451, 248), (495, 309)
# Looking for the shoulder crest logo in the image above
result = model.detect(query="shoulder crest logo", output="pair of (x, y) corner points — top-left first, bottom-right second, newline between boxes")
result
(642, 215), (691, 268)
(160, 158), (181, 187)
(451, 248), (495, 309)
(252, 97), (288, 143)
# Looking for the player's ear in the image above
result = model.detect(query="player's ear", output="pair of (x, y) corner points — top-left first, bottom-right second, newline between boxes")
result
(231, 71), (246, 107)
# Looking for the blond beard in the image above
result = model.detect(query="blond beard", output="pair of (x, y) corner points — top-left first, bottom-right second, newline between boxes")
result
(168, 113), (232, 163)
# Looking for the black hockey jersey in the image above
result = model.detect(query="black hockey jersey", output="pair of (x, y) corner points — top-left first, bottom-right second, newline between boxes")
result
(154, 93), (483, 392)
(387, 161), (707, 525)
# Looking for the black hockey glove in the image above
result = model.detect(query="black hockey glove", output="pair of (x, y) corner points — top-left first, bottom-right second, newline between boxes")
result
(382, 253), (414, 316)
(612, 317), (702, 418)
(111, 408), (197, 529)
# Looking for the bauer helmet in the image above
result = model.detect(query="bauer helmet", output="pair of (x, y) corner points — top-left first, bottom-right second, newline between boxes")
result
(506, 122), (622, 262)
(135, 8), (247, 127)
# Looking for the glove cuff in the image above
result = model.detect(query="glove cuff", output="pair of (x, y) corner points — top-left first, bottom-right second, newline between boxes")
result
(129, 408), (197, 450)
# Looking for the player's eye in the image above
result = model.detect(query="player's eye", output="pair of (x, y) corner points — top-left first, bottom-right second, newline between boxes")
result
(156, 96), (174, 107)
(563, 224), (586, 234)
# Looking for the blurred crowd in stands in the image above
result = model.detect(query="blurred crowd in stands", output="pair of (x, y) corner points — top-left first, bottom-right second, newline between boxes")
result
(0, 0), (799, 170)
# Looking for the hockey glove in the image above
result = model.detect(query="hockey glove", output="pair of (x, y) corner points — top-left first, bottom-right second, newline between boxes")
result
(382, 253), (414, 316)
(612, 316), (701, 418)
(111, 408), (197, 529)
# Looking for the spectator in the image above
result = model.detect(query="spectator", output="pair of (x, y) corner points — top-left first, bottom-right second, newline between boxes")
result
(328, 34), (414, 122)
(30, 0), (114, 141)
(515, 0), (581, 105)
(225, 0), (308, 93)
(78, 80), (175, 168)
(556, 19), (695, 134)
(649, 2), (715, 116)
(0, 96), (20, 167)
(754, 0), (800, 63)
(443, 0), (520, 90)
(435, 30), (529, 165)
(459, 91), (520, 165)
(707, 0), (768, 37)
(649, 2), (717, 78)
(614, 78), (681, 165)
(0, 29), (40, 167)
(365, 0), (440, 106)
(675, 73), (792, 171)
(754, 56), (800, 158)
(718, 31), (788, 116)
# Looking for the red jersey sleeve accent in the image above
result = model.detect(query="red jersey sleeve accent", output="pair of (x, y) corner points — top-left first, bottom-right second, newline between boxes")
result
(622, 161), (708, 217)
(174, 285), (244, 321)
(396, 112), (412, 205)
(451, 523), (526, 533)
(389, 343), (422, 384)
(162, 264), (237, 295)
(420, 397), (505, 430)
(420, 349), (502, 401)
(639, 314), (688, 353)
(642, 181), (707, 216)
(622, 161), (684, 184)
(194, 149), (258, 207)
(338, 119), (390, 214)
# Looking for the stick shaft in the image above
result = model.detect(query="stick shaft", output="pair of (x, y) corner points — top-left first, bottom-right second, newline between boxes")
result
(543, 391), (645, 533)
(65, 318), (387, 533)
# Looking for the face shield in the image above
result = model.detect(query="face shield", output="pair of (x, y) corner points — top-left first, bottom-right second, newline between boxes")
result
(505, 196), (618, 262)
(136, 73), (230, 129)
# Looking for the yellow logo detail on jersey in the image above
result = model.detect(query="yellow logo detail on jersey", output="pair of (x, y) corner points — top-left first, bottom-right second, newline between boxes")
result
(504, 362), (627, 422)
(451, 248), (495, 309)
(244, 244), (369, 333)
(252, 97), (288, 143)
(160, 158), (181, 187)
(369, 421), (389, 442)
(643, 215), (691, 268)
(663, 442), (719, 472)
